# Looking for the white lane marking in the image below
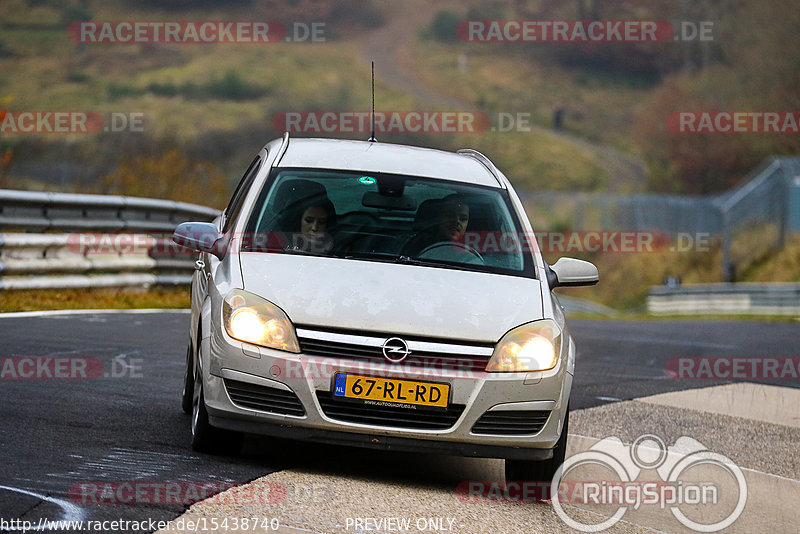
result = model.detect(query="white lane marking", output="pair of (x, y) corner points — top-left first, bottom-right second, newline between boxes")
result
(577, 333), (737, 349)
(595, 396), (622, 402)
(47, 447), (205, 481)
(0, 485), (85, 528)
(0, 308), (190, 319)
(557, 503), (668, 533)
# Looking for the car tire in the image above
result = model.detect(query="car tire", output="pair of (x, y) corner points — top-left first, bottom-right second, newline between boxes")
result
(504, 408), (569, 497)
(181, 341), (194, 414)
(190, 360), (242, 454)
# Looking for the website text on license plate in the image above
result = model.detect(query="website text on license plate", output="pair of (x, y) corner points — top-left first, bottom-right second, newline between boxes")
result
(333, 373), (449, 408)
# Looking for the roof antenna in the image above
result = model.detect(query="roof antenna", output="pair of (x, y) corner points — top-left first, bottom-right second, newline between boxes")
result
(368, 61), (377, 143)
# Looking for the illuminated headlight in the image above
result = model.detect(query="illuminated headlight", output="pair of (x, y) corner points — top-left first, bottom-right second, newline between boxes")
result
(486, 319), (562, 372)
(223, 289), (299, 353)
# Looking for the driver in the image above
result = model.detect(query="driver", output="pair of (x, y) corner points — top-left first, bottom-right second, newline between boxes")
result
(437, 195), (470, 241)
(404, 194), (471, 256)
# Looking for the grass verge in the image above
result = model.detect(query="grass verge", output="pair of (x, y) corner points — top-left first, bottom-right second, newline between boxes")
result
(0, 286), (190, 313)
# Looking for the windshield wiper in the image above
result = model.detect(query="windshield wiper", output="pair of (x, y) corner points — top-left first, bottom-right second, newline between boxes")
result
(282, 247), (343, 258)
(392, 255), (486, 273)
(340, 251), (487, 273)
(342, 251), (397, 262)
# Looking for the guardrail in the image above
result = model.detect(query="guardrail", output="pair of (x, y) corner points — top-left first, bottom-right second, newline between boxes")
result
(556, 295), (620, 318)
(647, 283), (800, 316)
(0, 189), (220, 290)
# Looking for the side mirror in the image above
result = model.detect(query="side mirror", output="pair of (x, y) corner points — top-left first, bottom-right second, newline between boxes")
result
(172, 222), (224, 259)
(550, 257), (599, 287)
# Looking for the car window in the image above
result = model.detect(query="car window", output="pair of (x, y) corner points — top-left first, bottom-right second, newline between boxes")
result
(244, 168), (535, 278)
(222, 156), (262, 233)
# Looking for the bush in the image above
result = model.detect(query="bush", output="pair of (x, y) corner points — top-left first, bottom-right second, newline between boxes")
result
(60, 3), (92, 25)
(0, 40), (16, 58)
(107, 82), (140, 100)
(430, 11), (461, 42)
(206, 70), (266, 101)
(146, 82), (179, 97)
(101, 148), (228, 208)
(110, 72), (269, 101)
(66, 71), (91, 83)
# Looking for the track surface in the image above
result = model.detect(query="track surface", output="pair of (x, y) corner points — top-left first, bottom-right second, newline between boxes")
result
(1, 312), (797, 530)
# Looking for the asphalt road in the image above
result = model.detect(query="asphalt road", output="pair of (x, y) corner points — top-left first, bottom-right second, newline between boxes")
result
(0, 312), (797, 532)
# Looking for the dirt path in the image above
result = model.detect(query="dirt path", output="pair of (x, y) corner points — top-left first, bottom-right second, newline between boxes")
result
(355, 1), (649, 192)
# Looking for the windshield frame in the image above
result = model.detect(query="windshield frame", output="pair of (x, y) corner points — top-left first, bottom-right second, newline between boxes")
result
(240, 166), (538, 280)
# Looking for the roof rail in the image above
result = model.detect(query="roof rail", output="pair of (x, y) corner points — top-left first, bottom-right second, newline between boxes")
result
(273, 131), (291, 167)
(456, 149), (504, 188)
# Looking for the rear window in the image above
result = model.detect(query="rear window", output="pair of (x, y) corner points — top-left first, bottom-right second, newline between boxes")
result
(243, 168), (536, 278)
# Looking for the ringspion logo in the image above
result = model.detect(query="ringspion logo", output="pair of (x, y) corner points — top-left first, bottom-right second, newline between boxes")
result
(552, 435), (747, 532)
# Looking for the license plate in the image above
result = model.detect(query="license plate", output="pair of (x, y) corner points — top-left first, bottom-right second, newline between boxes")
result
(333, 373), (449, 408)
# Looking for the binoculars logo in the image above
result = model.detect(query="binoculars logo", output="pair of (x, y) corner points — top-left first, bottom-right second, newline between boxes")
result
(551, 434), (747, 532)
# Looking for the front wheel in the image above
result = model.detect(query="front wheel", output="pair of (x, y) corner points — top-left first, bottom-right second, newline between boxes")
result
(181, 342), (194, 414)
(191, 362), (242, 454)
(505, 408), (569, 495)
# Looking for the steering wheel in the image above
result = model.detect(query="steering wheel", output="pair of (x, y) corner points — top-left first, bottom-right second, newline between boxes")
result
(418, 241), (485, 264)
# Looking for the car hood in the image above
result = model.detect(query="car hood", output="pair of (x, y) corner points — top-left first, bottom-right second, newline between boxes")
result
(239, 253), (544, 343)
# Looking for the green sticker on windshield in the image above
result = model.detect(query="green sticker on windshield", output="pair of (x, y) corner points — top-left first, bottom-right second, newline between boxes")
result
(359, 176), (376, 185)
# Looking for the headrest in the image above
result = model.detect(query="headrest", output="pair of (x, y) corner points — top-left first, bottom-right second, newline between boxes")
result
(272, 179), (328, 212)
(413, 198), (443, 232)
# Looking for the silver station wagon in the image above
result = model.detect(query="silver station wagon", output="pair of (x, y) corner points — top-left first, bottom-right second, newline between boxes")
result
(173, 133), (598, 483)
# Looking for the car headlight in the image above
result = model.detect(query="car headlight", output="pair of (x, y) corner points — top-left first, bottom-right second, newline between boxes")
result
(223, 289), (300, 353)
(486, 319), (562, 372)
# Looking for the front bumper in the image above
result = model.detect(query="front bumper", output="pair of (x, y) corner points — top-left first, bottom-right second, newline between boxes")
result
(200, 327), (572, 460)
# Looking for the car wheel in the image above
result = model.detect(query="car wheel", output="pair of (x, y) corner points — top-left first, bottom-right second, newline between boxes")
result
(504, 408), (569, 497)
(190, 360), (242, 454)
(181, 342), (194, 414)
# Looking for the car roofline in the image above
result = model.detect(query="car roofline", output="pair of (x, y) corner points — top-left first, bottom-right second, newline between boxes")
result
(456, 148), (506, 189)
(266, 133), (506, 188)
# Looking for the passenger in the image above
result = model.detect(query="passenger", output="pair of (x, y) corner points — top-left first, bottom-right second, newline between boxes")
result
(285, 197), (336, 253)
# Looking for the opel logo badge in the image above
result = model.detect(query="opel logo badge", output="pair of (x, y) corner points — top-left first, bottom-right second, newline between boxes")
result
(382, 337), (411, 363)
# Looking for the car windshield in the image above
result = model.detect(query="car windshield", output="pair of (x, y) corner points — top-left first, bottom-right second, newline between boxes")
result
(242, 167), (535, 278)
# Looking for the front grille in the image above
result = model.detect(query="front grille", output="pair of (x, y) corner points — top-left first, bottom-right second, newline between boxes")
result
(297, 329), (493, 373)
(471, 410), (550, 435)
(224, 379), (305, 417)
(316, 392), (465, 430)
